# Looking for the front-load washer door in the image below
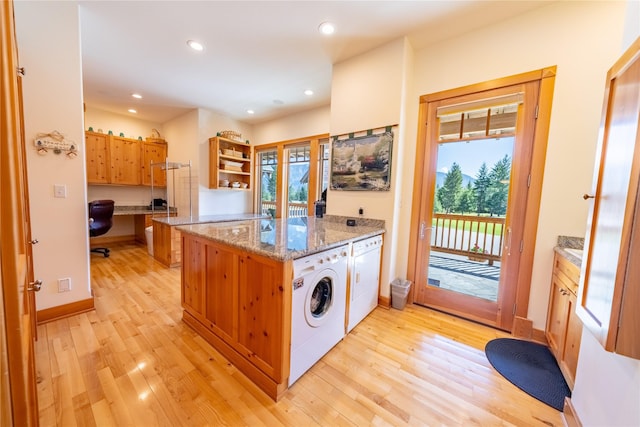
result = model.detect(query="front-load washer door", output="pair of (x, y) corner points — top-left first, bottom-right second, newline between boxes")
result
(304, 269), (337, 327)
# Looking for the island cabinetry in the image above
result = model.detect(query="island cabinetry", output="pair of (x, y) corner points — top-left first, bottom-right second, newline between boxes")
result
(181, 233), (291, 400)
(110, 136), (141, 185)
(208, 136), (252, 190)
(142, 139), (168, 186)
(85, 131), (110, 184)
(182, 235), (206, 319)
(546, 252), (582, 389)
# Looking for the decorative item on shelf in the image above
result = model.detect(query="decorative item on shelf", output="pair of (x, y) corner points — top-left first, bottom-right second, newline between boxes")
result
(88, 127), (94, 132)
(108, 130), (113, 135)
(221, 159), (243, 172)
(240, 182), (248, 189)
(219, 130), (244, 142)
(231, 181), (241, 188)
(219, 179), (229, 187)
(468, 244), (486, 262)
(119, 132), (125, 137)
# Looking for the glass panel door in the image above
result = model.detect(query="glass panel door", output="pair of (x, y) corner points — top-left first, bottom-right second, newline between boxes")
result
(286, 145), (310, 218)
(257, 149), (277, 218)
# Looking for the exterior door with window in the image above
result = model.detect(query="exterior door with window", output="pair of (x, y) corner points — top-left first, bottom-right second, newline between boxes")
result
(409, 69), (555, 331)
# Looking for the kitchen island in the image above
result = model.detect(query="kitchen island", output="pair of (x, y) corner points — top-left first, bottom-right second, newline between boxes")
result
(151, 213), (266, 267)
(177, 215), (385, 400)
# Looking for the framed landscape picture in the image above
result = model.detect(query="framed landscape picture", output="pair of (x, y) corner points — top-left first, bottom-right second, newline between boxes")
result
(330, 129), (393, 191)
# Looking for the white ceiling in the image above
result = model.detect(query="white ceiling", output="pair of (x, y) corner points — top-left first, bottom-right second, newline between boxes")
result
(79, 1), (551, 125)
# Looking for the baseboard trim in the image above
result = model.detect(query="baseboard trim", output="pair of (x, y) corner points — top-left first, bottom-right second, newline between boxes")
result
(512, 316), (533, 339)
(89, 234), (135, 246)
(563, 397), (582, 427)
(378, 295), (390, 309)
(37, 298), (95, 324)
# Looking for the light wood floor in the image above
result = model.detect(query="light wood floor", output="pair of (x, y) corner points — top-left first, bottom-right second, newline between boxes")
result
(35, 243), (564, 426)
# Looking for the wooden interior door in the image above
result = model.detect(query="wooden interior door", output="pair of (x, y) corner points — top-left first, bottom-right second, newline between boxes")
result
(1, 1), (39, 424)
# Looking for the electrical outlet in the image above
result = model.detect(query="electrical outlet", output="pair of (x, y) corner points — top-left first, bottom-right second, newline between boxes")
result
(54, 184), (67, 198)
(58, 278), (71, 292)
(359, 207), (364, 216)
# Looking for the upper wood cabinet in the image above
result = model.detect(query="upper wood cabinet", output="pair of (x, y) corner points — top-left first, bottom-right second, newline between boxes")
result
(578, 37), (640, 360)
(209, 136), (252, 190)
(85, 131), (110, 184)
(142, 139), (168, 187)
(110, 136), (141, 185)
(85, 131), (168, 187)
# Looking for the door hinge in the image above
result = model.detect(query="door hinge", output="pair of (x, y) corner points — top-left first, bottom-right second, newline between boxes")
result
(520, 240), (524, 253)
(513, 303), (517, 315)
(527, 174), (531, 188)
(535, 104), (539, 119)
(17, 66), (25, 76)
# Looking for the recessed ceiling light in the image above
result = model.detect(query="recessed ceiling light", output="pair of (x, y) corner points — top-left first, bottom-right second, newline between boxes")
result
(318, 22), (335, 35)
(131, 93), (142, 99)
(247, 110), (255, 115)
(187, 40), (204, 51)
(128, 109), (137, 114)
(304, 89), (314, 96)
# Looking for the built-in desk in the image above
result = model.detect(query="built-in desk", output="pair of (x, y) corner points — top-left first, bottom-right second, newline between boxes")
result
(113, 205), (177, 245)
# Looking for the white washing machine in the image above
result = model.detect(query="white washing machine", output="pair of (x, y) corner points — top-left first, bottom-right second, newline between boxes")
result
(347, 234), (383, 333)
(289, 244), (349, 386)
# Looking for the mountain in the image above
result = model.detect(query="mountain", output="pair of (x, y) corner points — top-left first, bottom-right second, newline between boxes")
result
(436, 171), (475, 188)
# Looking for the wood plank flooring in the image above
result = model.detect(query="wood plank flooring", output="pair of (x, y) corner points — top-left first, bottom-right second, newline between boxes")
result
(35, 243), (564, 426)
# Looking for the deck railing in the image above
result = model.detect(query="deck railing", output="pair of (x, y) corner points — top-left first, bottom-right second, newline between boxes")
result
(260, 201), (308, 218)
(431, 213), (505, 265)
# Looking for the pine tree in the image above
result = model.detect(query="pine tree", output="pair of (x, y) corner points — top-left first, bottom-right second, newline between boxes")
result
(473, 163), (490, 214)
(437, 162), (463, 213)
(456, 182), (475, 214)
(486, 155), (511, 216)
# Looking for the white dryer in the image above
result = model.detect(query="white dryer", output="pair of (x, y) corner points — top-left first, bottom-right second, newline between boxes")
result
(347, 234), (383, 333)
(289, 244), (349, 386)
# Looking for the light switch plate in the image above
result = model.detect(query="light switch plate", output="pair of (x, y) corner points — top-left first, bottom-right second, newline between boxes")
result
(53, 184), (67, 198)
(58, 278), (71, 292)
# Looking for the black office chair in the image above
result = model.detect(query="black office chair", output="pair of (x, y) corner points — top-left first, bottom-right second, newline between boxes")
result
(89, 199), (114, 257)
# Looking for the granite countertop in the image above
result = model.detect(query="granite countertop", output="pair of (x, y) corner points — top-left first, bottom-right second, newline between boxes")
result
(554, 235), (585, 267)
(176, 215), (386, 261)
(153, 213), (267, 226)
(113, 205), (178, 216)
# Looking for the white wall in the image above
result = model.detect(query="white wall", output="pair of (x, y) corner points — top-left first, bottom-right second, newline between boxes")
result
(330, 38), (409, 295)
(253, 106), (330, 145)
(14, 1), (91, 310)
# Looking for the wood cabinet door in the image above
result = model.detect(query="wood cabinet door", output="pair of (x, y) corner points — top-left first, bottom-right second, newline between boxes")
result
(578, 37), (640, 358)
(205, 245), (237, 343)
(546, 274), (568, 361)
(181, 235), (206, 319)
(142, 141), (167, 186)
(85, 131), (110, 184)
(110, 136), (141, 185)
(237, 253), (285, 380)
(563, 292), (582, 388)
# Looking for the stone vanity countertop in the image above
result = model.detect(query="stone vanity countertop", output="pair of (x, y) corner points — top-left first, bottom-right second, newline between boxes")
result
(554, 235), (585, 268)
(113, 205), (177, 216)
(153, 213), (267, 226)
(176, 215), (386, 261)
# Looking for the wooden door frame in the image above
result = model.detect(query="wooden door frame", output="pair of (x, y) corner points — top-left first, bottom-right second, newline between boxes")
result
(407, 67), (556, 331)
(1, 0), (39, 424)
